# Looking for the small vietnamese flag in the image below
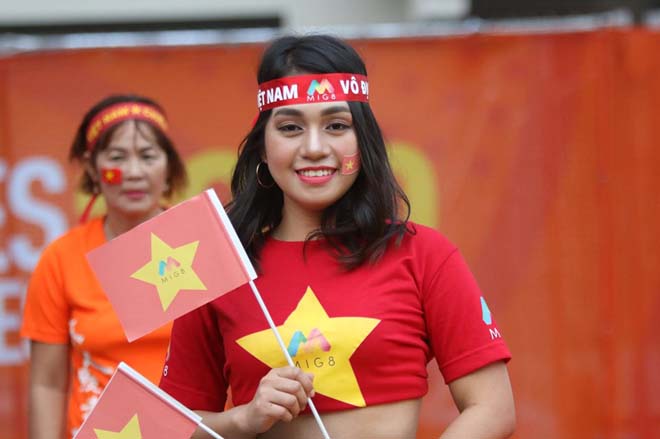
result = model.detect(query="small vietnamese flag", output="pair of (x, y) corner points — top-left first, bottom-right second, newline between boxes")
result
(340, 153), (360, 175)
(87, 188), (257, 342)
(74, 362), (223, 439)
(101, 167), (122, 184)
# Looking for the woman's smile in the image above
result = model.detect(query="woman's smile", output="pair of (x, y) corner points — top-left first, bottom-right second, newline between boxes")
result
(296, 166), (337, 184)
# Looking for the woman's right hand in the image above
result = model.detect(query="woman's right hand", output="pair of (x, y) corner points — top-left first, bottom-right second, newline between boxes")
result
(237, 366), (315, 435)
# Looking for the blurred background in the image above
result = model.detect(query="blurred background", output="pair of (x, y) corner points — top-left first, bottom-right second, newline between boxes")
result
(1, 0), (659, 438)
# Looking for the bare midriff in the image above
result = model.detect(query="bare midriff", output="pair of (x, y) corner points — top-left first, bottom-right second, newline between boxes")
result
(259, 398), (422, 439)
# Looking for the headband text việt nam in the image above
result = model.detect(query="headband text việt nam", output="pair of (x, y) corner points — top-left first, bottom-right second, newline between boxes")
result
(86, 102), (168, 150)
(257, 73), (369, 112)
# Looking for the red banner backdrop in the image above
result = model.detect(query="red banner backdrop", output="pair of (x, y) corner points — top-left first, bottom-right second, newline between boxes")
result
(1, 28), (658, 438)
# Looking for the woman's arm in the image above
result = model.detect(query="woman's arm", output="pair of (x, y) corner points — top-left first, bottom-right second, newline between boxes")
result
(441, 361), (515, 439)
(191, 367), (315, 439)
(28, 341), (70, 439)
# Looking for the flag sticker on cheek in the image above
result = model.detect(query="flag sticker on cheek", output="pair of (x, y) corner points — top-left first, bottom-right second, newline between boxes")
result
(101, 168), (123, 184)
(340, 153), (360, 175)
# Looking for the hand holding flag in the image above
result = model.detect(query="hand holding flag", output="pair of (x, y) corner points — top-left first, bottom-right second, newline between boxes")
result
(87, 188), (331, 438)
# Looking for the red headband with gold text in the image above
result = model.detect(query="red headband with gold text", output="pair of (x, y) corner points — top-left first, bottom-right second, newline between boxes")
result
(257, 73), (369, 112)
(85, 102), (168, 150)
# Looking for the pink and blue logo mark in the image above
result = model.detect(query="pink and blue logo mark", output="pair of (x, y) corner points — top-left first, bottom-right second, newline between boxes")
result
(287, 328), (331, 357)
(307, 79), (334, 96)
(158, 256), (180, 276)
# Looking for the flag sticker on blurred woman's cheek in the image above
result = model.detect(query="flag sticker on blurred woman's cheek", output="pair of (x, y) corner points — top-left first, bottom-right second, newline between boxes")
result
(101, 168), (122, 184)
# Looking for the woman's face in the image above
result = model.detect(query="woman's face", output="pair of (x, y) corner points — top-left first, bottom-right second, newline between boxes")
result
(94, 120), (169, 219)
(264, 101), (360, 217)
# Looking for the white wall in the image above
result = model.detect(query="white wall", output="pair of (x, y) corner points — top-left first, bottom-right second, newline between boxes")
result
(0, 0), (469, 28)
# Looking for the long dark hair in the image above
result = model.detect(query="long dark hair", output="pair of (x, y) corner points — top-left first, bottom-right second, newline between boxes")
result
(69, 94), (187, 197)
(228, 35), (411, 270)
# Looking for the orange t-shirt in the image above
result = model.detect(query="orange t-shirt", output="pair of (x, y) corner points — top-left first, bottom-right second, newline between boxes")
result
(21, 218), (172, 438)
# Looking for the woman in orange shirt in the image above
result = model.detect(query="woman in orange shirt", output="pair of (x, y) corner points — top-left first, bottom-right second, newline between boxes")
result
(21, 94), (187, 439)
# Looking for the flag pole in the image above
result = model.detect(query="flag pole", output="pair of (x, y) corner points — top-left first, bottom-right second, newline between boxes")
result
(198, 422), (225, 439)
(248, 280), (332, 439)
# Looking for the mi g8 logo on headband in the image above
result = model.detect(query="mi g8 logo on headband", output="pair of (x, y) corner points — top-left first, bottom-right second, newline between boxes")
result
(306, 79), (337, 103)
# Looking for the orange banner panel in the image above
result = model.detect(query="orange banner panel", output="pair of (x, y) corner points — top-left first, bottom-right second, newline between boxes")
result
(0, 29), (658, 438)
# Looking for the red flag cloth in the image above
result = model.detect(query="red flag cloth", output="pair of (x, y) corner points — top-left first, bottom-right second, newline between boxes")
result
(74, 362), (199, 439)
(87, 189), (257, 341)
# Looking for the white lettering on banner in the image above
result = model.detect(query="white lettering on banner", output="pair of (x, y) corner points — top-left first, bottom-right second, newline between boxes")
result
(339, 79), (350, 94)
(0, 280), (28, 364)
(306, 94), (336, 103)
(7, 157), (68, 272)
(349, 76), (359, 94)
(267, 88), (276, 104)
(282, 84), (297, 100)
(261, 85), (298, 108)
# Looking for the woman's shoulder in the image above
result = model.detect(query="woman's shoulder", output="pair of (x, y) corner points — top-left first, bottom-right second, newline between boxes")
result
(41, 217), (105, 257)
(377, 221), (460, 279)
(399, 221), (457, 253)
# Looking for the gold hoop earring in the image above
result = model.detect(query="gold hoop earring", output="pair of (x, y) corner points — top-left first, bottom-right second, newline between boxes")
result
(256, 162), (275, 189)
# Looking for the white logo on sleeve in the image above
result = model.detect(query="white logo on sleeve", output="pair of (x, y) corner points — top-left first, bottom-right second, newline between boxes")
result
(481, 297), (502, 339)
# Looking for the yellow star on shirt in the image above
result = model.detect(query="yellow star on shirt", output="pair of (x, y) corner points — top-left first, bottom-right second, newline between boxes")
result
(236, 286), (380, 407)
(94, 414), (142, 438)
(131, 233), (207, 311)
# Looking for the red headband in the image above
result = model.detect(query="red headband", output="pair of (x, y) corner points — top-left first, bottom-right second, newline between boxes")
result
(85, 102), (168, 150)
(257, 73), (369, 112)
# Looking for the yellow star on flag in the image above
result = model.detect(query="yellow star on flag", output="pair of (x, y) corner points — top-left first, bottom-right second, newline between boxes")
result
(94, 413), (142, 439)
(236, 286), (380, 407)
(131, 233), (207, 311)
(344, 160), (354, 171)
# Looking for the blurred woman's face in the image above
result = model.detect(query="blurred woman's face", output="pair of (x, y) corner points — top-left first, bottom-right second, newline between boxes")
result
(263, 101), (360, 217)
(95, 120), (169, 220)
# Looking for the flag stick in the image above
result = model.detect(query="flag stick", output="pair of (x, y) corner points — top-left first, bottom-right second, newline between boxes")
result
(198, 421), (225, 439)
(248, 280), (331, 439)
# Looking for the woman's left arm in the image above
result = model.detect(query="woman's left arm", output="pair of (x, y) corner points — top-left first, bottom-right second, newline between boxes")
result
(441, 361), (515, 439)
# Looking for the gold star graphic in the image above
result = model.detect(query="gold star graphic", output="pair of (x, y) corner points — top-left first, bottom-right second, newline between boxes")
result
(236, 286), (380, 407)
(131, 233), (207, 311)
(344, 160), (354, 171)
(94, 414), (142, 439)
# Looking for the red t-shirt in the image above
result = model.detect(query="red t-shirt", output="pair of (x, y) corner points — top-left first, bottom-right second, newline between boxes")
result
(160, 223), (510, 412)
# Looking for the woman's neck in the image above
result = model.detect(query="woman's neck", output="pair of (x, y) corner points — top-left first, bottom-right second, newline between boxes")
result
(272, 203), (323, 242)
(103, 208), (163, 240)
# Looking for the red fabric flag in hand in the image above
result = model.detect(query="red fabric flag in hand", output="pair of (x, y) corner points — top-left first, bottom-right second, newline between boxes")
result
(87, 188), (257, 341)
(74, 362), (201, 439)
